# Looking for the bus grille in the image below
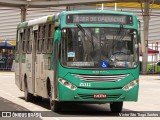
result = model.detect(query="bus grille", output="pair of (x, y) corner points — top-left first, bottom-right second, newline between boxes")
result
(72, 74), (129, 82)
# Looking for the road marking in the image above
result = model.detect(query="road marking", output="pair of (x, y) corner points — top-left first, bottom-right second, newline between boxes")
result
(34, 107), (39, 110)
(54, 118), (60, 120)
(0, 72), (15, 75)
(0, 89), (48, 111)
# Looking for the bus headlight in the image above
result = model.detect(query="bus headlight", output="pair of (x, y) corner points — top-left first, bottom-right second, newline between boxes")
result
(58, 78), (77, 90)
(122, 79), (139, 91)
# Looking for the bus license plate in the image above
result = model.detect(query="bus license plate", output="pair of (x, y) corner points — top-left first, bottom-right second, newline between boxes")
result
(94, 94), (107, 99)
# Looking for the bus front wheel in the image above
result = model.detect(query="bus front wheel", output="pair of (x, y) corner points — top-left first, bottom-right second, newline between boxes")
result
(49, 89), (61, 112)
(110, 102), (123, 113)
(50, 100), (62, 112)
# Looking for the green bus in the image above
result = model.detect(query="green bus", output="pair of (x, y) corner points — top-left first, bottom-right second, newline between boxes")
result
(15, 10), (140, 112)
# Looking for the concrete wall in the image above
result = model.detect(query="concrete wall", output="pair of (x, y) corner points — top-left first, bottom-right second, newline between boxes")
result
(0, 7), (65, 41)
(0, 6), (160, 43)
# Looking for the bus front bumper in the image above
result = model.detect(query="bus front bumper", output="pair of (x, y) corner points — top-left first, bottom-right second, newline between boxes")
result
(58, 83), (139, 102)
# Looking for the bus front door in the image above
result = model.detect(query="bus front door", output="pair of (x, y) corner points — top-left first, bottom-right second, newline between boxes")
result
(33, 27), (43, 96)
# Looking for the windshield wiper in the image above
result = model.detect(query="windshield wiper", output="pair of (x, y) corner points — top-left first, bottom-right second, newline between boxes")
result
(76, 24), (85, 34)
(76, 24), (95, 52)
(115, 24), (123, 41)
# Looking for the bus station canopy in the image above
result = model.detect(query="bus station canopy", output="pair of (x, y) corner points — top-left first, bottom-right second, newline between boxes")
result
(0, 41), (15, 49)
(0, 0), (160, 8)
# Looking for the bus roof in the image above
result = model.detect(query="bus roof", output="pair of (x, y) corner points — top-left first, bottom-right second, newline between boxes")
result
(60, 10), (136, 16)
(17, 12), (59, 28)
(17, 10), (136, 29)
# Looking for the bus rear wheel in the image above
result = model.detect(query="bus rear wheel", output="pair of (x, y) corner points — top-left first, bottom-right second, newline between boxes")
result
(110, 102), (123, 113)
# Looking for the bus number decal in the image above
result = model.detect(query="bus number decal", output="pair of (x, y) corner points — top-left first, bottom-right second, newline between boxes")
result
(79, 83), (91, 87)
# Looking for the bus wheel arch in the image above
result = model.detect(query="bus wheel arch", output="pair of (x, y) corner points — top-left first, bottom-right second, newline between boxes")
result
(47, 77), (61, 112)
(47, 77), (51, 97)
(23, 74), (27, 90)
(24, 74), (33, 102)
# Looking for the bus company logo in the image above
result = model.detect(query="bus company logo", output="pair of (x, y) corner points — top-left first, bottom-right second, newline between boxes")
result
(1, 112), (42, 117)
(2, 112), (11, 117)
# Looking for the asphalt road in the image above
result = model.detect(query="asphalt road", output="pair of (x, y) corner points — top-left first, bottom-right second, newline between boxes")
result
(0, 72), (160, 120)
(0, 96), (28, 111)
(0, 96), (42, 120)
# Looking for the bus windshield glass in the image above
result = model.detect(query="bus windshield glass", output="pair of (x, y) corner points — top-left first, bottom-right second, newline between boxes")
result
(60, 27), (139, 69)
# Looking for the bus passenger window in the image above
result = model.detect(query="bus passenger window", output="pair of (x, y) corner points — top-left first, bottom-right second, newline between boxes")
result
(47, 24), (54, 53)
(26, 28), (29, 52)
(28, 28), (32, 53)
(42, 25), (47, 53)
(22, 29), (26, 52)
(37, 26), (42, 53)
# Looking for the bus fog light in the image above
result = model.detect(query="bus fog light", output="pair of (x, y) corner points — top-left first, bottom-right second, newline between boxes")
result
(123, 79), (139, 91)
(58, 78), (77, 90)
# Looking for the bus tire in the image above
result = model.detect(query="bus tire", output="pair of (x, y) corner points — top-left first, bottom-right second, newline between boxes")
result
(110, 102), (123, 113)
(47, 80), (62, 112)
(49, 90), (62, 112)
(24, 77), (33, 102)
(50, 100), (62, 112)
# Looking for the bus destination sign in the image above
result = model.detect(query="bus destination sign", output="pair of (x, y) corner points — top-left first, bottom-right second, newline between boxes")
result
(66, 14), (133, 25)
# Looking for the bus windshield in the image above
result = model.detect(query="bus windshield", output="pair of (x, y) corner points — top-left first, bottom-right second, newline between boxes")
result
(60, 27), (139, 69)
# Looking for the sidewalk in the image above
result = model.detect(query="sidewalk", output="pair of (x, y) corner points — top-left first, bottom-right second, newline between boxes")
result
(0, 71), (15, 75)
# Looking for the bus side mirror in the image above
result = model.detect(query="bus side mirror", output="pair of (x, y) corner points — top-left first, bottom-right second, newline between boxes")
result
(139, 43), (142, 56)
(138, 20), (141, 43)
(54, 29), (61, 42)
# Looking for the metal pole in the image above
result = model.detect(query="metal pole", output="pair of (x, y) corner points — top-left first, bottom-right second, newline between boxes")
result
(66, 6), (70, 11)
(21, 7), (27, 22)
(102, 3), (104, 10)
(115, 3), (117, 11)
(142, 0), (150, 74)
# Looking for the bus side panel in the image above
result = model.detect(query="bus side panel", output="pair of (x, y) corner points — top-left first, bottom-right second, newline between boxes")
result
(21, 54), (26, 92)
(37, 70), (54, 98)
(25, 53), (34, 94)
(37, 54), (54, 98)
(35, 54), (44, 97)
